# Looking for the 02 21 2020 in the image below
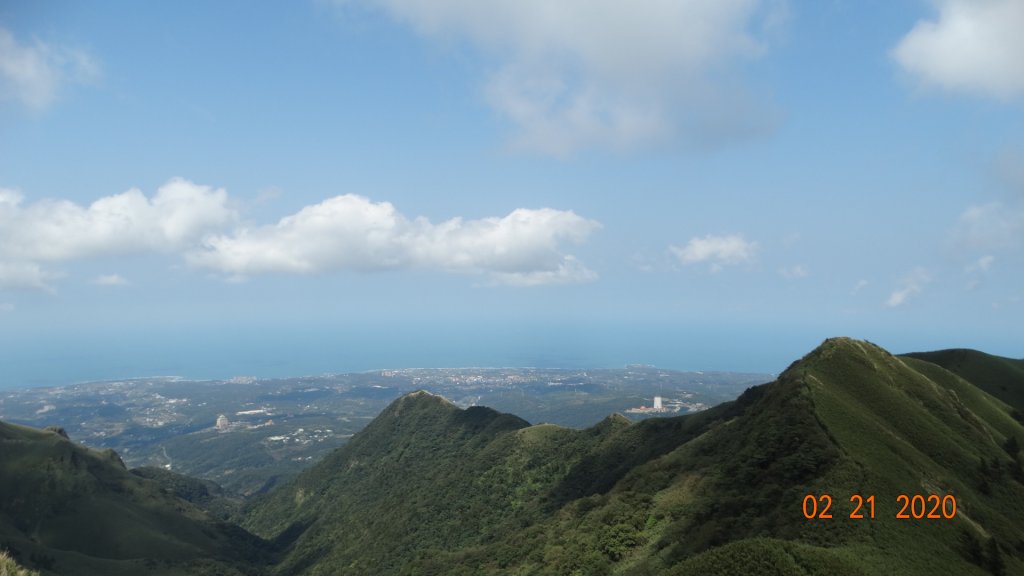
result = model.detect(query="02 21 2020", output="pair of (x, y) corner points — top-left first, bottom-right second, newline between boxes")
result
(802, 493), (957, 519)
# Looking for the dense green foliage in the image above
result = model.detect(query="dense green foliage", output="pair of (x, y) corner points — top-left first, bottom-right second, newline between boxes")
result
(665, 538), (871, 576)
(241, 338), (1024, 575)
(0, 367), (759, 497)
(3, 338), (1022, 575)
(130, 467), (242, 521)
(0, 422), (273, 575)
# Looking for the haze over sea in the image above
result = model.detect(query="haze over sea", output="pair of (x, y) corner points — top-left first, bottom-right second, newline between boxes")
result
(0, 324), (736, 390)
(4, 321), (1014, 391)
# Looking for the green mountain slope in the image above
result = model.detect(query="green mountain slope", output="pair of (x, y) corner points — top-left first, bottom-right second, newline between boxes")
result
(0, 422), (272, 576)
(903, 348), (1024, 417)
(130, 466), (243, 522)
(244, 338), (1024, 575)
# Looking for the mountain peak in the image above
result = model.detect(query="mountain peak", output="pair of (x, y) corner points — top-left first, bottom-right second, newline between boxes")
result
(243, 339), (1024, 575)
(594, 412), (632, 432)
(379, 390), (457, 417)
(44, 425), (70, 440)
(779, 336), (895, 379)
(337, 390), (529, 456)
(817, 336), (886, 356)
(400, 389), (452, 403)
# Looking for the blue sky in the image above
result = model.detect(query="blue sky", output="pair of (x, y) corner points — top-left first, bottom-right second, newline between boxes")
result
(1, 0), (1022, 386)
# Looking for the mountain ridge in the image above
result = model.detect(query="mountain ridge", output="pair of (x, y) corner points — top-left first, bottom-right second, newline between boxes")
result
(2, 337), (1022, 575)
(903, 348), (1024, 417)
(243, 336), (1024, 575)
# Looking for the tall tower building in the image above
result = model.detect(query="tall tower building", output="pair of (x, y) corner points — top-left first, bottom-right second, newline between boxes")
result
(653, 396), (663, 410)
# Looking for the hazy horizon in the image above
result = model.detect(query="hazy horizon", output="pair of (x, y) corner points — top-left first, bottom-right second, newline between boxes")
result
(2, 323), (1017, 391)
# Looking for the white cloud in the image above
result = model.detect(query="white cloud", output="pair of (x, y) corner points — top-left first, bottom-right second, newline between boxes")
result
(778, 264), (808, 279)
(188, 194), (600, 285)
(0, 179), (237, 264)
(892, 0), (1024, 100)
(1, 179), (233, 290)
(954, 201), (1024, 250)
(670, 234), (757, 272)
(487, 256), (597, 287)
(0, 303), (13, 313)
(851, 279), (869, 296)
(337, 0), (780, 154)
(0, 27), (99, 110)
(93, 274), (128, 286)
(886, 268), (931, 308)
(1, 180), (599, 289)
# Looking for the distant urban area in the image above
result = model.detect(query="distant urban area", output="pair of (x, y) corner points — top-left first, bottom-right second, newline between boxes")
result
(0, 367), (770, 495)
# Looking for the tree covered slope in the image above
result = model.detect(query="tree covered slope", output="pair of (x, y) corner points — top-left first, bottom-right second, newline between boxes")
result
(243, 338), (1024, 575)
(4, 337), (1021, 575)
(0, 422), (272, 576)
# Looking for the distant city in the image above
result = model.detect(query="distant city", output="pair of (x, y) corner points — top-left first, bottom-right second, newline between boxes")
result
(0, 366), (770, 494)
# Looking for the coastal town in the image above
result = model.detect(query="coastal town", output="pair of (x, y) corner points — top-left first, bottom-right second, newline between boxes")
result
(0, 366), (768, 494)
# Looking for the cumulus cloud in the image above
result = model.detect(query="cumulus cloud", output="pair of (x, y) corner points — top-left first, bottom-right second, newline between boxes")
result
(851, 279), (869, 296)
(187, 194), (600, 285)
(487, 256), (597, 287)
(335, 0), (780, 154)
(0, 179), (234, 290)
(886, 267), (931, 307)
(670, 234), (757, 272)
(1, 180), (599, 289)
(0, 27), (99, 110)
(0, 179), (237, 263)
(892, 0), (1024, 100)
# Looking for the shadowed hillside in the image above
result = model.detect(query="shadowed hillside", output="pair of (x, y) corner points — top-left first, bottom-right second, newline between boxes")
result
(903, 348), (1024, 417)
(0, 422), (273, 576)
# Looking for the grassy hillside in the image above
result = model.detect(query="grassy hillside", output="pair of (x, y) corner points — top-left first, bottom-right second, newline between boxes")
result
(0, 422), (272, 576)
(903, 348), (1024, 417)
(243, 338), (1024, 575)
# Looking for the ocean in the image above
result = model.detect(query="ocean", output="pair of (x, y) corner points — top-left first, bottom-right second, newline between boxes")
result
(0, 323), (796, 391)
